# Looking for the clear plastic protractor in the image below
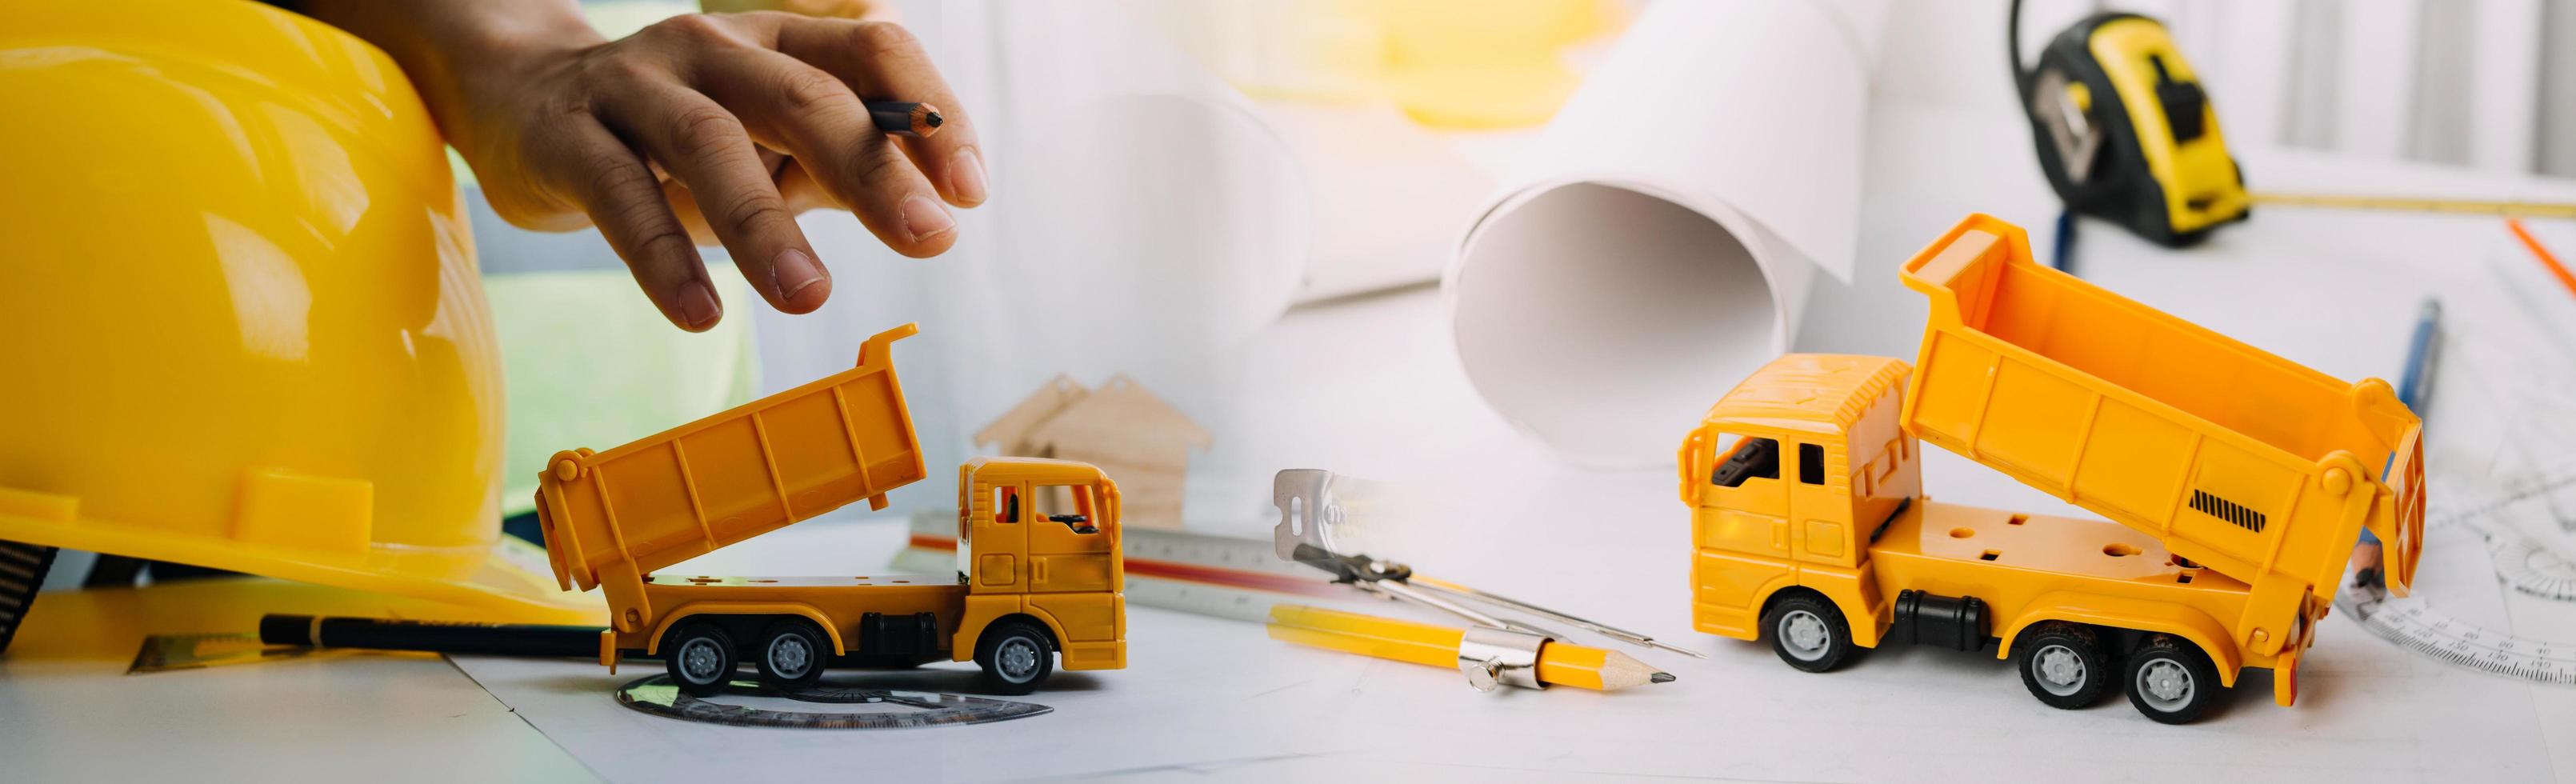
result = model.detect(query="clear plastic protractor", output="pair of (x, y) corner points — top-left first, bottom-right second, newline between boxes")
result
(2431, 466), (2576, 599)
(2342, 591), (2576, 685)
(2338, 467), (2576, 686)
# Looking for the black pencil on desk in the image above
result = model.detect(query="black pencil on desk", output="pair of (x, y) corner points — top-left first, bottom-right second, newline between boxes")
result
(258, 614), (606, 658)
(866, 101), (943, 138)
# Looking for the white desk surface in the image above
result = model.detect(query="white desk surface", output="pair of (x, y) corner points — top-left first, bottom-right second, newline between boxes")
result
(11, 104), (2576, 782)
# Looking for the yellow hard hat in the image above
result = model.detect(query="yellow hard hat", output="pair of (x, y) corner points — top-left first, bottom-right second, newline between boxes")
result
(0, 0), (590, 624)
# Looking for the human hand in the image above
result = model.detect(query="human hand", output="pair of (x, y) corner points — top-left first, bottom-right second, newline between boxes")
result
(308, 2), (984, 331)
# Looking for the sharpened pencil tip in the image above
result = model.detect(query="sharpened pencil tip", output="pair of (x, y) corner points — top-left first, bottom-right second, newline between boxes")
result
(1650, 672), (1676, 683)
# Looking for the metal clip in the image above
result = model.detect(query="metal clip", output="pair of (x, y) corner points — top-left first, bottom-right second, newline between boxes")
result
(1271, 468), (1349, 564)
(1456, 626), (1551, 692)
(2031, 67), (2103, 185)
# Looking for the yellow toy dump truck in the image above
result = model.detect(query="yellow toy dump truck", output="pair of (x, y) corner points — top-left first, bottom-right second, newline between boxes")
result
(536, 324), (1126, 695)
(1680, 214), (2423, 722)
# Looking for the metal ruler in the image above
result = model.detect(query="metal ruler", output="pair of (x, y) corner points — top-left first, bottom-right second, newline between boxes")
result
(615, 674), (1050, 728)
(894, 510), (1350, 623)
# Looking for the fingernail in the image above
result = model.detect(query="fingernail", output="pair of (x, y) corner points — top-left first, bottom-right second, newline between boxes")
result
(901, 194), (954, 242)
(950, 148), (987, 205)
(680, 282), (720, 330)
(774, 248), (826, 302)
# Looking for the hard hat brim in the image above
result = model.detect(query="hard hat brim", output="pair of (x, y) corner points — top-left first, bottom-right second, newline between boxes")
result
(0, 508), (598, 624)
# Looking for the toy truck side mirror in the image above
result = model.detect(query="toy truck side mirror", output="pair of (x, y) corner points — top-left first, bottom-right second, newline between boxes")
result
(1678, 430), (1710, 503)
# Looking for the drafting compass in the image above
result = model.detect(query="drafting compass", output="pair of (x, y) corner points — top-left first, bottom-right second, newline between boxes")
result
(1270, 469), (1706, 663)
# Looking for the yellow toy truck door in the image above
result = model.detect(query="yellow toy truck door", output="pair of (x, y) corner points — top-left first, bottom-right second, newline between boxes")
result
(1785, 440), (1859, 569)
(969, 478), (1031, 594)
(1026, 480), (1120, 645)
(1026, 482), (1114, 593)
(1693, 429), (1794, 626)
(1701, 430), (1790, 557)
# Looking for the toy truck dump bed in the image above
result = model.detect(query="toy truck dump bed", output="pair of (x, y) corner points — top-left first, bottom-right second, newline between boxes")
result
(1682, 214), (2427, 722)
(535, 324), (927, 631)
(1898, 217), (2424, 597)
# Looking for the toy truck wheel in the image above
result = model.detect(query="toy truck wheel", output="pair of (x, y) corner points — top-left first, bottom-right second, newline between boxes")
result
(974, 619), (1056, 695)
(754, 620), (829, 691)
(2125, 634), (2222, 724)
(1763, 593), (1855, 673)
(665, 622), (738, 697)
(2014, 622), (2112, 709)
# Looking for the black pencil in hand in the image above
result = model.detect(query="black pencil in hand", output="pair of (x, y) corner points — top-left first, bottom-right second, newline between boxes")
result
(865, 101), (942, 138)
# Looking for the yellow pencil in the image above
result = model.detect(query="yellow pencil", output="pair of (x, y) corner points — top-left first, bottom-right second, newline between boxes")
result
(1267, 604), (1674, 691)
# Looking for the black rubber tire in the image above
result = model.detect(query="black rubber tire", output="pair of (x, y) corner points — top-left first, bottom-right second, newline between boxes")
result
(1762, 593), (1856, 673)
(2014, 622), (2113, 709)
(754, 619), (829, 691)
(664, 622), (738, 697)
(974, 618), (1057, 695)
(2125, 634), (2222, 724)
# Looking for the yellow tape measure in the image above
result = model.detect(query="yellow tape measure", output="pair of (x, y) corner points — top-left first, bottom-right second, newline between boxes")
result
(2014, 3), (2250, 246)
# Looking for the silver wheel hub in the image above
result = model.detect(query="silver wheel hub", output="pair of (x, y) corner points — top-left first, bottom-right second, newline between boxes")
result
(2137, 658), (2194, 710)
(1781, 610), (1830, 660)
(998, 638), (1040, 679)
(679, 639), (725, 682)
(769, 635), (813, 677)
(2033, 644), (2087, 696)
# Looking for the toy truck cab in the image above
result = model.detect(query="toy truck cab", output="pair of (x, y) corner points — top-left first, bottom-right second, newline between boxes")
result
(954, 457), (1129, 676)
(1678, 355), (1919, 647)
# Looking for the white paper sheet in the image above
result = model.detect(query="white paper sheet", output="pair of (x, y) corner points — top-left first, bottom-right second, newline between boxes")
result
(1446, 0), (1886, 466)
